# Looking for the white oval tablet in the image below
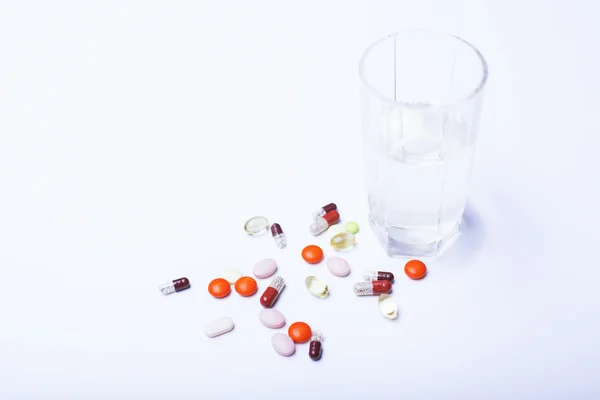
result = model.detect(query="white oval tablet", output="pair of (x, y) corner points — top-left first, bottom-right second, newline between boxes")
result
(223, 268), (243, 285)
(253, 258), (278, 279)
(204, 317), (234, 338)
(271, 333), (295, 356)
(378, 294), (398, 320)
(259, 309), (286, 329)
(326, 256), (351, 277)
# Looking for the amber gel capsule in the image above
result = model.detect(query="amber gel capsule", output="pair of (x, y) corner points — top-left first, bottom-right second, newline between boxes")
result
(309, 330), (323, 361)
(362, 271), (395, 283)
(158, 277), (190, 295)
(260, 276), (285, 308)
(270, 223), (286, 249)
(312, 203), (337, 219)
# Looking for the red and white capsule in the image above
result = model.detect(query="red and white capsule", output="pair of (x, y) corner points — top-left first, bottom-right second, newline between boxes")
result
(309, 210), (340, 236)
(313, 203), (337, 219)
(159, 277), (191, 295)
(353, 280), (392, 296)
(260, 276), (285, 308)
(270, 223), (286, 249)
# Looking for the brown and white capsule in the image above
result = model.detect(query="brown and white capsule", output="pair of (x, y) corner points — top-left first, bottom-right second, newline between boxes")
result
(159, 277), (191, 295)
(270, 223), (286, 249)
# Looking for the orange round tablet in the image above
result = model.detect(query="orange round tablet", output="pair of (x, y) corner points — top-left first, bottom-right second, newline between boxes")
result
(302, 245), (323, 264)
(234, 276), (258, 297)
(208, 278), (231, 298)
(404, 259), (427, 280)
(288, 321), (312, 343)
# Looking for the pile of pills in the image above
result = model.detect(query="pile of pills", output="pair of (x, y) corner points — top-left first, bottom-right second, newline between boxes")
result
(158, 201), (429, 360)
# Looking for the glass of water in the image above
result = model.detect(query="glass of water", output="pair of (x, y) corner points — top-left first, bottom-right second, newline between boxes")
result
(359, 30), (488, 258)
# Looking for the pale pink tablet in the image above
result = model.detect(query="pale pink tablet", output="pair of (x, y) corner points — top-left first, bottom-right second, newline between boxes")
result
(253, 258), (278, 279)
(326, 256), (351, 277)
(259, 309), (286, 329)
(271, 333), (295, 356)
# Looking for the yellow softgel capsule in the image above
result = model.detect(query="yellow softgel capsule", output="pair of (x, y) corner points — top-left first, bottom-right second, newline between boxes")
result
(330, 232), (355, 251)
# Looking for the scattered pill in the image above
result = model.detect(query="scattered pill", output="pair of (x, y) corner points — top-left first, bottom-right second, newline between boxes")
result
(405, 259), (427, 280)
(204, 317), (234, 338)
(326, 256), (351, 277)
(304, 276), (329, 298)
(330, 231), (356, 251)
(362, 271), (395, 282)
(288, 322), (312, 343)
(208, 278), (231, 298)
(308, 330), (323, 361)
(302, 245), (324, 264)
(253, 258), (278, 279)
(312, 203), (337, 219)
(309, 210), (340, 236)
(234, 276), (258, 297)
(260, 276), (285, 308)
(378, 294), (398, 320)
(345, 221), (359, 234)
(353, 280), (392, 296)
(269, 223), (287, 249)
(223, 268), (243, 285)
(259, 309), (286, 329)
(271, 333), (296, 356)
(244, 216), (269, 235)
(158, 277), (190, 295)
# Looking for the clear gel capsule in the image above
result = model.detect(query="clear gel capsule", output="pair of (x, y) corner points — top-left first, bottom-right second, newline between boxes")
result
(309, 210), (340, 236)
(309, 330), (323, 361)
(159, 277), (191, 295)
(362, 271), (395, 282)
(270, 223), (286, 249)
(312, 203), (337, 219)
(352, 280), (392, 296)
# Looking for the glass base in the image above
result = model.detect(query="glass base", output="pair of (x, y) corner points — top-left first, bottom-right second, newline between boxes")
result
(368, 214), (462, 259)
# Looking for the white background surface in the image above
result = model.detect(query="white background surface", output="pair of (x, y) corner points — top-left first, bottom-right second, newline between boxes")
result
(1, 1), (599, 398)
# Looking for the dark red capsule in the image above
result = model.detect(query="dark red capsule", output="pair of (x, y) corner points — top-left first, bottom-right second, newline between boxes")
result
(159, 277), (191, 295)
(309, 340), (322, 361)
(363, 271), (395, 282)
(270, 223), (283, 236)
(323, 203), (337, 213)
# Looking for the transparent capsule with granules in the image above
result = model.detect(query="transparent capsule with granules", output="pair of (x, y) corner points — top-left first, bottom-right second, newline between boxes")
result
(309, 210), (340, 236)
(260, 276), (285, 308)
(353, 280), (392, 296)
(309, 330), (323, 361)
(362, 271), (395, 282)
(270, 223), (286, 249)
(159, 277), (191, 295)
(330, 232), (355, 250)
(312, 203), (337, 219)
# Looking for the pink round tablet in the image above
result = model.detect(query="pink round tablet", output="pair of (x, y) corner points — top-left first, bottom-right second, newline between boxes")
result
(259, 309), (286, 329)
(271, 333), (295, 356)
(253, 258), (278, 279)
(326, 256), (351, 277)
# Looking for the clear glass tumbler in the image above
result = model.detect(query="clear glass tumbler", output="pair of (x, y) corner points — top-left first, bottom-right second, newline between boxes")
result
(359, 30), (488, 258)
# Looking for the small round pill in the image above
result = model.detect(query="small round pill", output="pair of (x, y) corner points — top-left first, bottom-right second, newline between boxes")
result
(223, 268), (243, 285)
(288, 321), (312, 343)
(345, 221), (359, 234)
(271, 333), (296, 356)
(208, 278), (231, 298)
(234, 276), (258, 297)
(404, 259), (427, 280)
(302, 245), (324, 264)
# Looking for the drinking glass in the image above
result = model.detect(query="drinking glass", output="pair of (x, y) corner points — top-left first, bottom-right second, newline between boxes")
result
(359, 30), (488, 258)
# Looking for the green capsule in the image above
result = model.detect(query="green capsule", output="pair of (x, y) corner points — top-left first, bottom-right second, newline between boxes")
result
(345, 221), (359, 234)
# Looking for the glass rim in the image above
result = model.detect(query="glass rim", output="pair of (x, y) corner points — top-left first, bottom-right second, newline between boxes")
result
(359, 29), (489, 109)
